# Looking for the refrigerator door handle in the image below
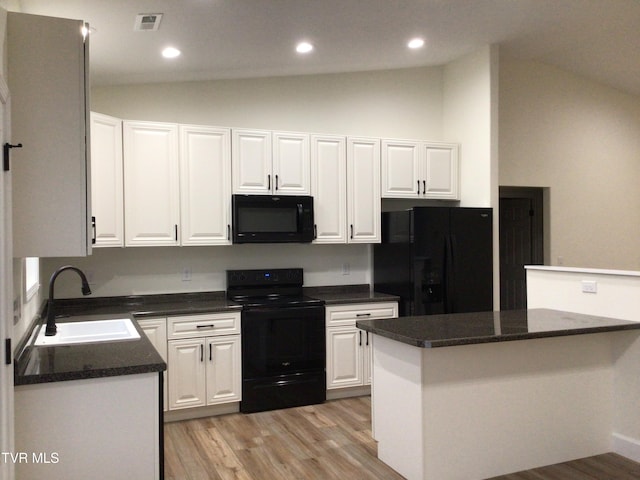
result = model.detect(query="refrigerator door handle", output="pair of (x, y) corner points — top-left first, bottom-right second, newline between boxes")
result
(445, 234), (456, 313)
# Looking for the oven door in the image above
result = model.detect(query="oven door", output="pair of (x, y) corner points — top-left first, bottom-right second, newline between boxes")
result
(241, 305), (325, 380)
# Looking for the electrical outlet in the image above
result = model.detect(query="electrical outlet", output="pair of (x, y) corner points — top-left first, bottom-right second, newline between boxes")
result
(342, 263), (350, 275)
(581, 280), (597, 293)
(182, 268), (192, 282)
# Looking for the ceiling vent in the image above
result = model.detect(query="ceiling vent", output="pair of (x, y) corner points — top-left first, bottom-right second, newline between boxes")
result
(134, 13), (163, 32)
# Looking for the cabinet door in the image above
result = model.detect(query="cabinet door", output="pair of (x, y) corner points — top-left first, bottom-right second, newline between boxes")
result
(232, 129), (272, 194)
(381, 139), (421, 198)
(311, 135), (347, 243)
(168, 338), (206, 410)
(326, 326), (363, 389)
(91, 112), (124, 247)
(362, 330), (373, 386)
(423, 143), (460, 200)
(347, 137), (381, 243)
(272, 132), (310, 195)
(137, 317), (168, 411)
(206, 336), (241, 405)
(9, 13), (91, 257)
(123, 121), (180, 246)
(180, 125), (232, 245)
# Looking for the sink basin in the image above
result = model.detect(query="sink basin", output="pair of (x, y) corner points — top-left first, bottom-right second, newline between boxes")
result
(34, 318), (141, 346)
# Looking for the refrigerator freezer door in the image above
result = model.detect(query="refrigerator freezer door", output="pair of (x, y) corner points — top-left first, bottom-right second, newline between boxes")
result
(449, 208), (493, 313)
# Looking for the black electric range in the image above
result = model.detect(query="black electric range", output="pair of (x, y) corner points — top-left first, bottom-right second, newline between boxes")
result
(226, 268), (326, 413)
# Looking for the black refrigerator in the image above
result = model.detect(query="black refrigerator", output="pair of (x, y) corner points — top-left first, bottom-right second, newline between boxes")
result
(374, 207), (493, 316)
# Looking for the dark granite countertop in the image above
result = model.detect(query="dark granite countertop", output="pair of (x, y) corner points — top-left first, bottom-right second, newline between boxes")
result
(304, 284), (399, 305)
(15, 287), (396, 386)
(48, 291), (242, 318)
(356, 308), (640, 348)
(14, 291), (240, 386)
(15, 313), (166, 386)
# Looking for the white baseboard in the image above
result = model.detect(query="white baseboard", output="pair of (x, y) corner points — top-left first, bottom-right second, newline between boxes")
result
(613, 432), (640, 462)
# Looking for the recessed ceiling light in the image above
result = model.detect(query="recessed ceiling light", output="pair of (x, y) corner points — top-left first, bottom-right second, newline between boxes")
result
(162, 47), (181, 59)
(296, 42), (314, 54)
(407, 38), (425, 49)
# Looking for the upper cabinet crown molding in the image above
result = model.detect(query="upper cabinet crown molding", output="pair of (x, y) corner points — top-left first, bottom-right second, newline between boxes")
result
(232, 129), (311, 195)
(381, 139), (460, 200)
(9, 12), (91, 257)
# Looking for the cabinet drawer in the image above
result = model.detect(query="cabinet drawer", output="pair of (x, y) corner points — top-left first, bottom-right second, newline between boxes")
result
(326, 302), (398, 327)
(168, 312), (241, 339)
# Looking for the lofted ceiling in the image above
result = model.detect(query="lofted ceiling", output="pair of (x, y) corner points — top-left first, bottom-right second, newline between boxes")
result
(12, 0), (640, 96)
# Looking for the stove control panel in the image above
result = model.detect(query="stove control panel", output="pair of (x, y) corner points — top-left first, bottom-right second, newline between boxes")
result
(227, 268), (303, 288)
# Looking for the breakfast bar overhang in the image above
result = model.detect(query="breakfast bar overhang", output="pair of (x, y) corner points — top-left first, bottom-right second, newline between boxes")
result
(357, 309), (640, 480)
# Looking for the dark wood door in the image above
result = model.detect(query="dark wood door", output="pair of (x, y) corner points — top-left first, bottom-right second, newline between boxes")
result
(499, 188), (544, 310)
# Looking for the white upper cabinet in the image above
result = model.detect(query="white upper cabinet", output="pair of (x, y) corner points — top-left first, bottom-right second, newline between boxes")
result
(180, 125), (232, 245)
(90, 112), (124, 248)
(232, 129), (272, 194)
(123, 121), (180, 246)
(382, 140), (460, 200)
(381, 139), (421, 197)
(347, 137), (381, 243)
(423, 143), (459, 199)
(311, 135), (347, 243)
(9, 12), (91, 257)
(272, 132), (311, 194)
(232, 129), (310, 195)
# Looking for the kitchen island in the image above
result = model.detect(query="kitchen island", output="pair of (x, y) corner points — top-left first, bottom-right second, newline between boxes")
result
(357, 309), (640, 480)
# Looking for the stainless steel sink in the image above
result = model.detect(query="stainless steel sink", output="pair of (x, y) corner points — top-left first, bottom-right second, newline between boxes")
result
(34, 318), (140, 346)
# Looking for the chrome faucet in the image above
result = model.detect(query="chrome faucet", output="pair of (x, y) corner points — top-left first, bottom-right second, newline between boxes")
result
(45, 265), (92, 336)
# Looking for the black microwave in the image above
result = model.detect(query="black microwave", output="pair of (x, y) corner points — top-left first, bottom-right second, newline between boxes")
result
(232, 195), (315, 243)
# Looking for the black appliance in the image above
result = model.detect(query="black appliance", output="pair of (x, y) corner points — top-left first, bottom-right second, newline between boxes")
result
(227, 268), (325, 413)
(232, 194), (315, 244)
(374, 207), (493, 316)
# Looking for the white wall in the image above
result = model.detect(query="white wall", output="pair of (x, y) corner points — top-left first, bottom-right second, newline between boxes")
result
(526, 266), (640, 322)
(443, 45), (497, 208)
(500, 59), (640, 270)
(92, 66), (445, 140)
(41, 244), (370, 299)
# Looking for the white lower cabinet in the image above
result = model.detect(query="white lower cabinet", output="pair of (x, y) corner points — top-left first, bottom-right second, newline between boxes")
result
(167, 312), (241, 411)
(137, 317), (168, 411)
(326, 302), (398, 390)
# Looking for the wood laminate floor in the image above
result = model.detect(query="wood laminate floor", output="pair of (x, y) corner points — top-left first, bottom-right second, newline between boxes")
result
(165, 397), (640, 480)
(164, 396), (404, 480)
